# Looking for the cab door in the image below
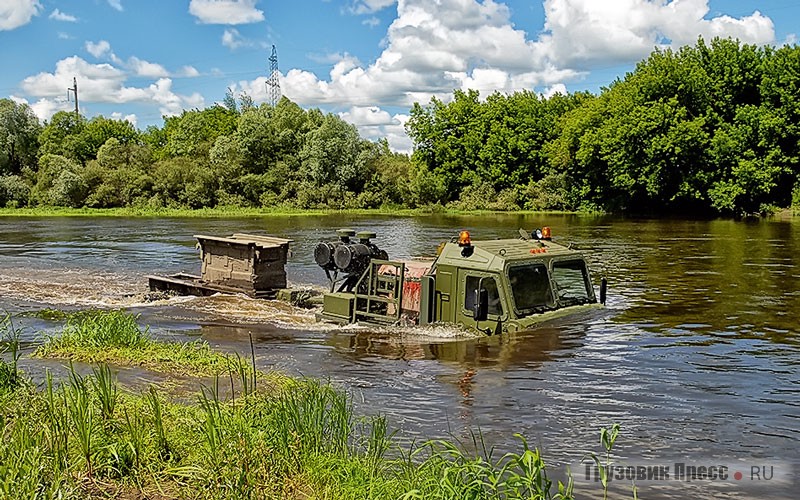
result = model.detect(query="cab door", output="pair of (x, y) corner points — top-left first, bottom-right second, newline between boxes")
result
(459, 271), (507, 335)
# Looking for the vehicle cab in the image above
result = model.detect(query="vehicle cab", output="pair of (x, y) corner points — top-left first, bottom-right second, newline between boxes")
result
(427, 228), (605, 334)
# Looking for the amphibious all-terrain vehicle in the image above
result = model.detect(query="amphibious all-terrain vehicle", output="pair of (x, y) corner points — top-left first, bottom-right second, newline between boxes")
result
(148, 228), (606, 335)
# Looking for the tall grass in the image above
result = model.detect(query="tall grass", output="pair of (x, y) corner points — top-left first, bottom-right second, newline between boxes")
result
(35, 309), (253, 377)
(52, 309), (148, 349)
(66, 366), (95, 477)
(0, 314), (22, 391)
(0, 361), (623, 499)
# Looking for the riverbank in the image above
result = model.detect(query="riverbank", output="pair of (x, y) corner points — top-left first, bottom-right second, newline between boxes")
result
(1, 205), (796, 219)
(0, 206), (579, 218)
(1, 310), (599, 500)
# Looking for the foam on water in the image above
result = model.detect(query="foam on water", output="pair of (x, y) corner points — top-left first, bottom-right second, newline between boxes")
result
(336, 321), (482, 340)
(178, 293), (319, 326)
(0, 265), (491, 336)
(0, 268), (145, 308)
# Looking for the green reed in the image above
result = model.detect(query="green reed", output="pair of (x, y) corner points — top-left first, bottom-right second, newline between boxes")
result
(55, 309), (149, 349)
(66, 366), (95, 477)
(145, 386), (171, 460)
(91, 363), (118, 421)
(0, 314), (22, 391)
(0, 367), (612, 500)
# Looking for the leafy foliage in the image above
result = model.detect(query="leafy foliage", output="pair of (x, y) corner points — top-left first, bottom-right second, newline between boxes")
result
(0, 98), (41, 175)
(4, 38), (800, 215)
(544, 38), (799, 215)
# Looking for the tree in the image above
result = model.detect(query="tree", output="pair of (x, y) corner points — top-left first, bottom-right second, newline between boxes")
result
(369, 139), (413, 206)
(151, 158), (217, 208)
(406, 90), (484, 201)
(38, 111), (85, 159)
(32, 154), (87, 207)
(71, 116), (140, 164)
(82, 138), (154, 207)
(162, 106), (237, 159)
(0, 99), (41, 175)
(235, 98), (315, 175)
(0, 175), (30, 207)
(301, 113), (371, 192)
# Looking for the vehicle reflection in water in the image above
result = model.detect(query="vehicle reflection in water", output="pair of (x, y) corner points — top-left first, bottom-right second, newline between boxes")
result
(326, 324), (580, 366)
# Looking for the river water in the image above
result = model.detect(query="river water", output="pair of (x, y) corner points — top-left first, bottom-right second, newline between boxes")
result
(0, 214), (797, 498)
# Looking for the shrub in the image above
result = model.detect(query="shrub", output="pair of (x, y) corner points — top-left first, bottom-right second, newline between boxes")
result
(0, 175), (31, 207)
(523, 172), (570, 211)
(448, 182), (520, 211)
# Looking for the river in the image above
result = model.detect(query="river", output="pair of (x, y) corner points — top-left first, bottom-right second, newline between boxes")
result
(0, 213), (797, 499)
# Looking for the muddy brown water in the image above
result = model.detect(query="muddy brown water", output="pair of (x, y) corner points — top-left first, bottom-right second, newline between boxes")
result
(1, 214), (798, 498)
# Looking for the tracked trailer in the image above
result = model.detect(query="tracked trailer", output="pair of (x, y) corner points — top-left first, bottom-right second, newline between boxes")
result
(148, 227), (606, 335)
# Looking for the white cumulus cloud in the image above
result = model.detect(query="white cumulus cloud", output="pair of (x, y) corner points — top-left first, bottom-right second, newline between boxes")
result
(10, 96), (69, 122)
(179, 66), (201, 78)
(281, 0), (574, 109)
(222, 28), (244, 49)
(189, 0), (264, 25)
(220, 28), (265, 49)
(350, 0), (397, 15)
(339, 106), (412, 152)
(128, 57), (169, 78)
(538, 0), (774, 67)
(107, 0), (123, 12)
(0, 0), (42, 31)
(280, 0), (775, 111)
(362, 16), (381, 28)
(111, 112), (137, 126)
(19, 56), (205, 120)
(86, 40), (113, 59)
(49, 9), (76, 22)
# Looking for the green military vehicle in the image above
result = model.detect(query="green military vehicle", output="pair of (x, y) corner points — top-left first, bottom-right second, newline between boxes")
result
(148, 227), (606, 335)
(315, 227), (606, 335)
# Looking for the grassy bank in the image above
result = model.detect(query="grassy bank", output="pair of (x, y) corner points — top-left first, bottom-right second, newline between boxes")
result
(0, 206), (578, 218)
(1, 311), (583, 500)
(3, 311), (622, 499)
(34, 310), (254, 378)
(0, 364), (581, 500)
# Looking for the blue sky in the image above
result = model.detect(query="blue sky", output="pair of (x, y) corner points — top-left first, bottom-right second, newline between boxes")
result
(1, 0), (797, 151)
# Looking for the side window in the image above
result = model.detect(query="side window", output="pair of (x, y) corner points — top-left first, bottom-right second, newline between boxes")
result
(465, 276), (502, 316)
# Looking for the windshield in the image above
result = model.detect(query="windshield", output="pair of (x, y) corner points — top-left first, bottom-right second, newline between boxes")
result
(508, 263), (554, 314)
(552, 259), (593, 306)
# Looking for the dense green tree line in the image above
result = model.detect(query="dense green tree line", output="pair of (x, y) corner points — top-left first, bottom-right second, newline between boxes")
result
(0, 94), (416, 210)
(1, 38), (799, 214)
(408, 38), (800, 215)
